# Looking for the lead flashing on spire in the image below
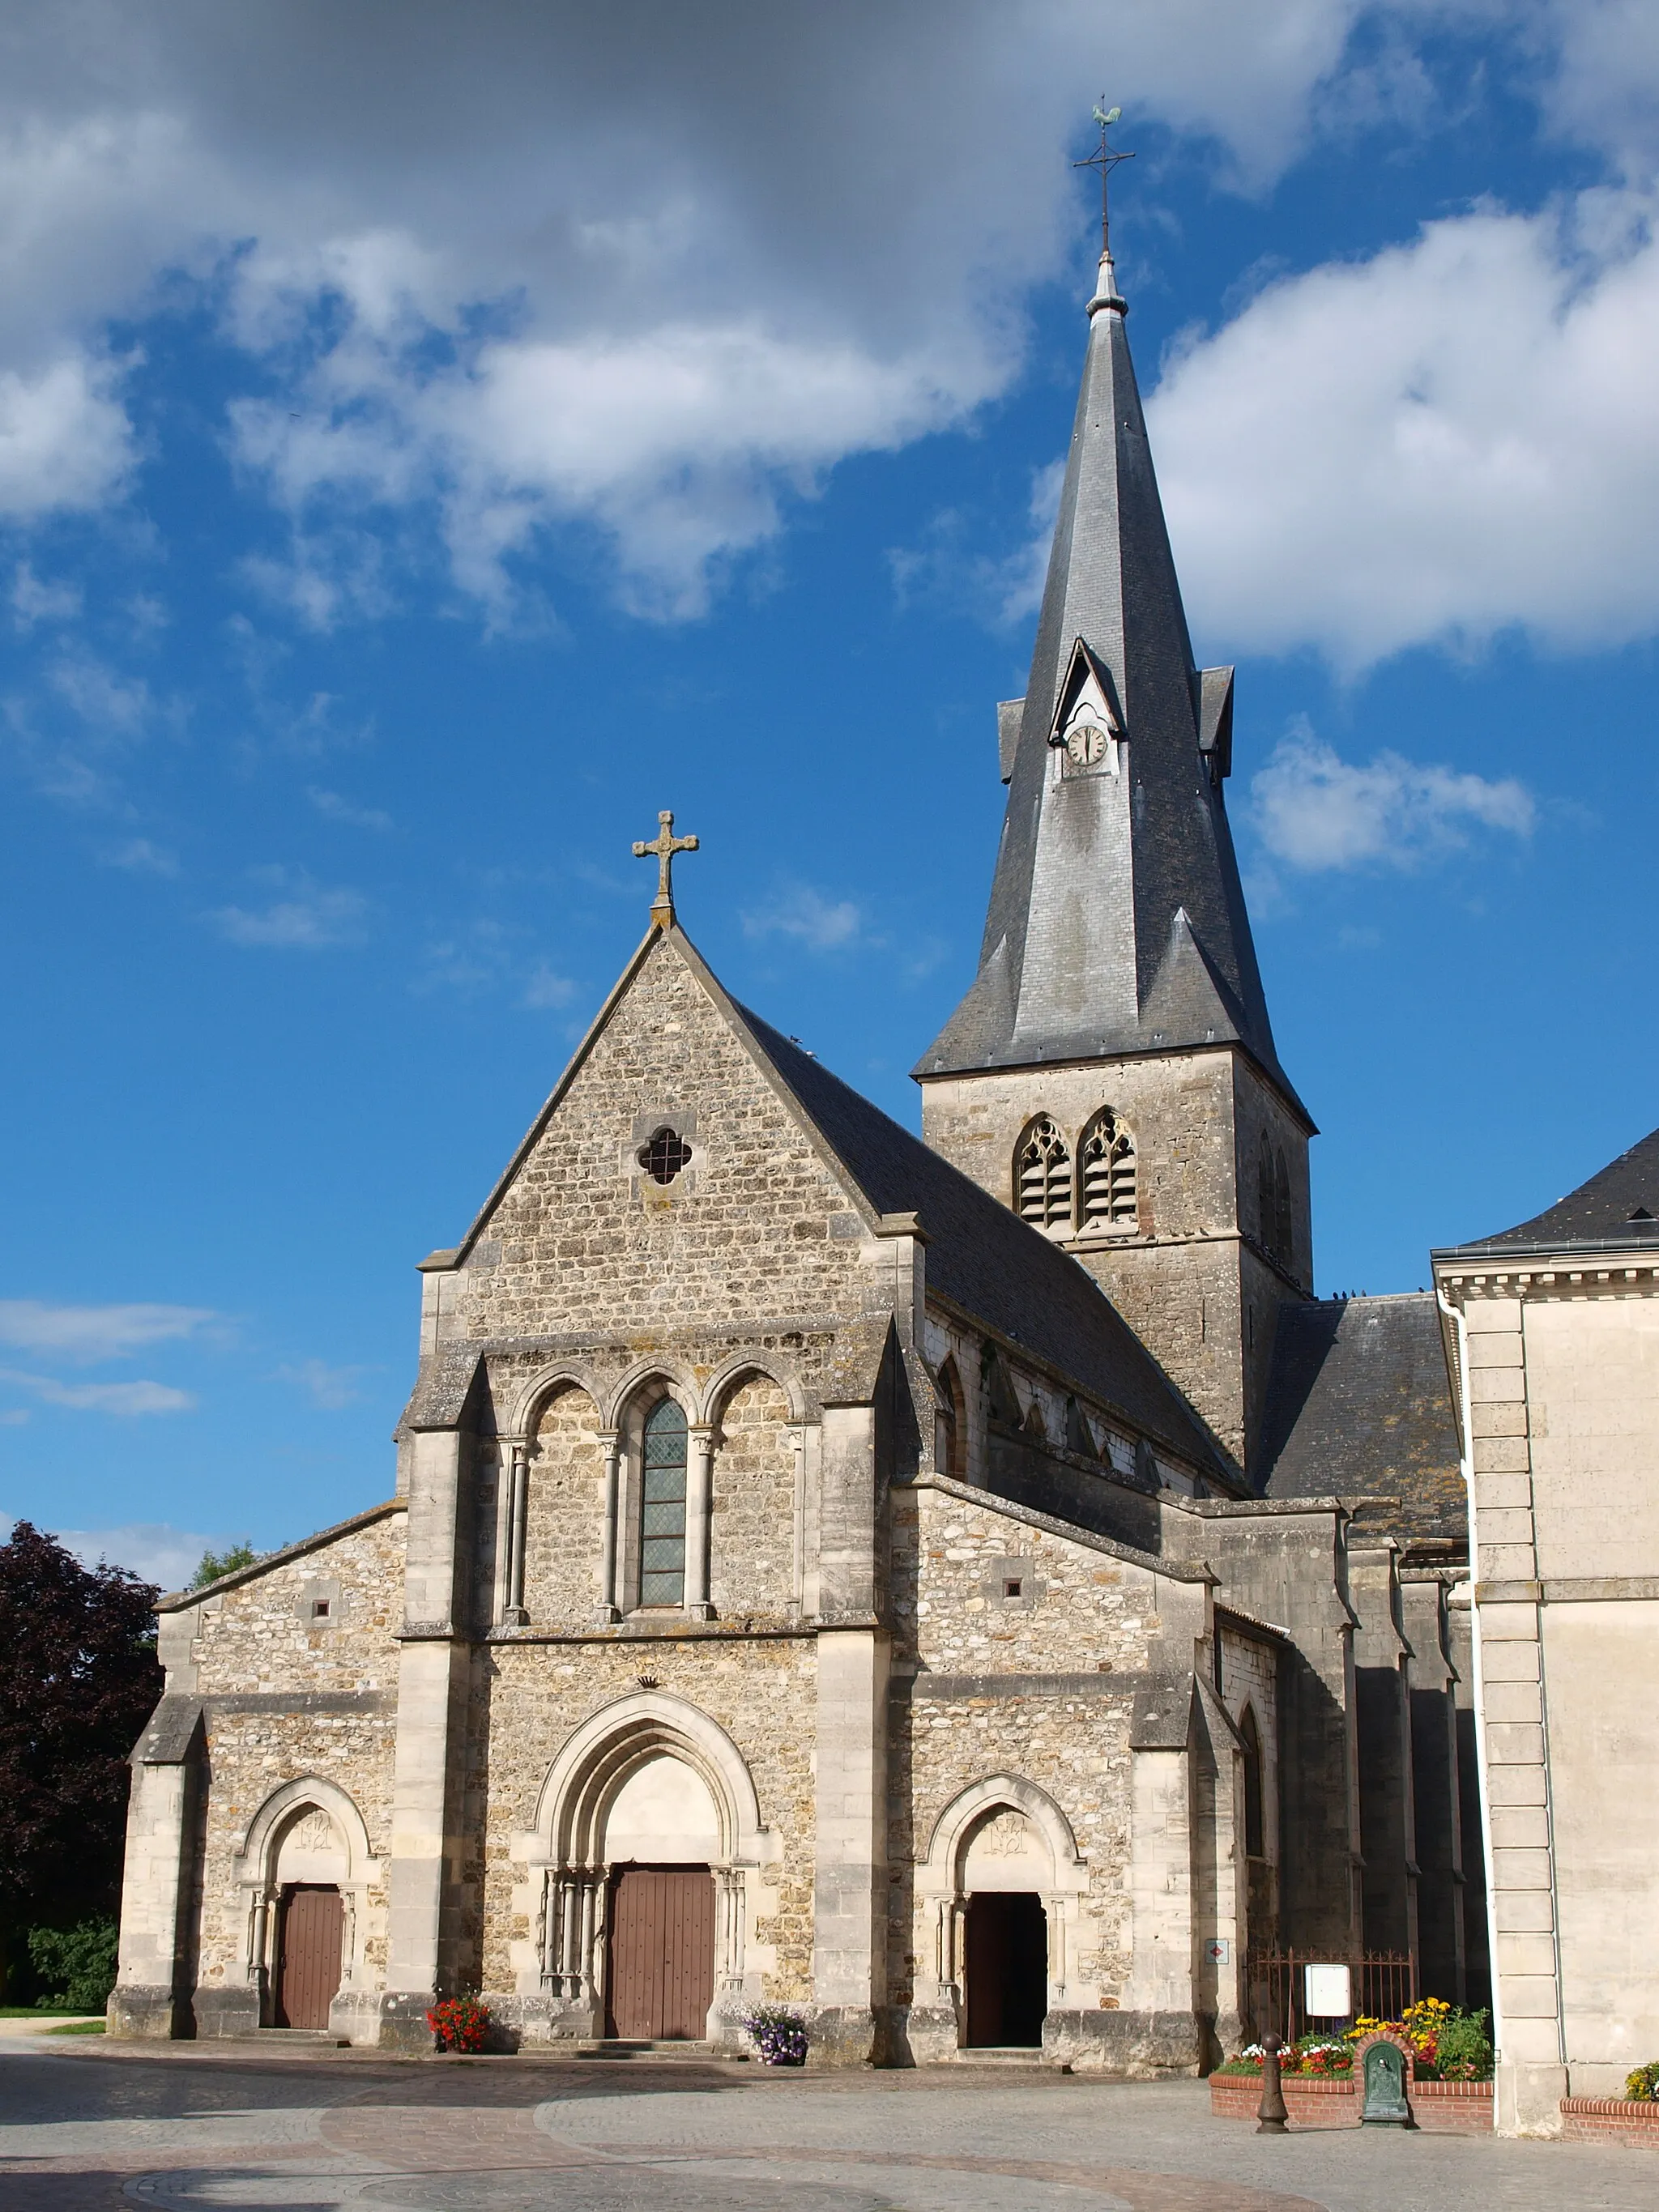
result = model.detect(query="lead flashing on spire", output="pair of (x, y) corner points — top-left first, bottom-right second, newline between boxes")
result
(1087, 249), (1128, 318)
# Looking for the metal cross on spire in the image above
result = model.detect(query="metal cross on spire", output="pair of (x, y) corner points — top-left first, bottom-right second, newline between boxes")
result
(1074, 101), (1135, 257)
(633, 808), (699, 927)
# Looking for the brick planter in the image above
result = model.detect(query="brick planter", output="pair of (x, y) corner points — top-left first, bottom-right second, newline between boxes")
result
(1561, 2098), (1659, 2147)
(1209, 2073), (1492, 2132)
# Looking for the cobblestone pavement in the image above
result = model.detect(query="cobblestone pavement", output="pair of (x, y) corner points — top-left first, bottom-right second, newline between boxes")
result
(1, 2039), (1652, 2212)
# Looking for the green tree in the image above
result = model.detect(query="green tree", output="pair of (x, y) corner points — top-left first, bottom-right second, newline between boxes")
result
(190, 1541), (257, 1588)
(0, 1522), (161, 1998)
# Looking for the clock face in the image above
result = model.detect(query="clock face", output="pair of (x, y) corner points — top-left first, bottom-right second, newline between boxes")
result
(1065, 719), (1108, 767)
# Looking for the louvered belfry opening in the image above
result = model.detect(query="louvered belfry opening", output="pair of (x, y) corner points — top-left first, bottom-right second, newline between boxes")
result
(1079, 1110), (1136, 1230)
(640, 1399), (688, 1606)
(1015, 1115), (1072, 1228)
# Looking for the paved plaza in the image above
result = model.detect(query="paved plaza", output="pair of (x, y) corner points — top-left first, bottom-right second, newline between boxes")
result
(1, 2035), (1650, 2212)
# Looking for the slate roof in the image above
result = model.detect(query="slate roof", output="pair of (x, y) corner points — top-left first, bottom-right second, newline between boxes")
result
(1259, 1294), (1465, 1548)
(735, 1003), (1237, 1486)
(917, 252), (1303, 1122)
(1437, 1124), (1659, 1257)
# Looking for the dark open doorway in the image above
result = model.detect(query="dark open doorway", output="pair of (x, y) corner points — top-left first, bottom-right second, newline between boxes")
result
(964, 1891), (1047, 2048)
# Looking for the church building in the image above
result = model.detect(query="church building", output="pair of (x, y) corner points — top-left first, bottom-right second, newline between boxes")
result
(110, 232), (1480, 2071)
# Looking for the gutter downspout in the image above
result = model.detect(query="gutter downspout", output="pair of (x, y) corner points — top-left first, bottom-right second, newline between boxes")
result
(1437, 1284), (1505, 2068)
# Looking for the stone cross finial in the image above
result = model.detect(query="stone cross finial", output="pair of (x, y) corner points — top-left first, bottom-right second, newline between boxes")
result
(632, 809), (699, 926)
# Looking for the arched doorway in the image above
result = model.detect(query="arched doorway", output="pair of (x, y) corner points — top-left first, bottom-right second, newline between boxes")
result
(275, 1886), (343, 2028)
(602, 1751), (718, 2039)
(960, 1805), (1050, 2049)
(964, 1894), (1048, 2048)
(270, 1805), (348, 2030)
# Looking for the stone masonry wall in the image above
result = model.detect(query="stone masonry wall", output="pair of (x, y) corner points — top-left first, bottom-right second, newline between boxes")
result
(446, 936), (873, 1345)
(185, 1508), (406, 1998)
(710, 1373), (796, 1621)
(522, 1383), (607, 1625)
(888, 1481), (1209, 2014)
(469, 1634), (817, 2003)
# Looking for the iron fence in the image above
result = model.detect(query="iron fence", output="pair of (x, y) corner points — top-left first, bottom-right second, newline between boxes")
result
(1246, 1949), (1418, 2044)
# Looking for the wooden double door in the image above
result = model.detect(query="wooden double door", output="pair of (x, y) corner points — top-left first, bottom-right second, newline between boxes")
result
(604, 1865), (714, 2040)
(275, 1884), (344, 2030)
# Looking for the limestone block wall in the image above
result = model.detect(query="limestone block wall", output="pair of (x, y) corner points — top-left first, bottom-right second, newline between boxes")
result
(467, 1634), (817, 2006)
(188, 1508), (404, 1695)
(521, 1382), (608, 1623)
(919, 1044), (1311, 1472)
(710, 1373), (797, 1620)
(888, 1478), (1211, 2034)
(439, 937), (874, 1345)
(1216, 1617), (1282, 1952)
(180, 1507), (406, 2011)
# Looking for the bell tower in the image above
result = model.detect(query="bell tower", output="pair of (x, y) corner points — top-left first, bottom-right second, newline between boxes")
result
(915, 238), (1313, 1477)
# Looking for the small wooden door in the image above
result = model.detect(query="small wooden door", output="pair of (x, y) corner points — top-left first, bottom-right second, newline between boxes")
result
(605, 1867), (714, 2039)
(964, 1892), (1047, 2048)
(275, 1884), (344, 2030)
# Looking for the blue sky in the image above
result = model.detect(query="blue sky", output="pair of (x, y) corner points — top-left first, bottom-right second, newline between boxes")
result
(2, 3), (1657, 1584)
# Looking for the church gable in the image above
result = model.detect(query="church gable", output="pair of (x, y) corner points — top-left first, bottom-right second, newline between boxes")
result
(452, 929), (874, 1344)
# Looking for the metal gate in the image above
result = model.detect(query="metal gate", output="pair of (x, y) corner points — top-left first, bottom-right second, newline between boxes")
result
(275, 1885), (343, 2030)
(1247, 1949), (1417, 2043)
(605, 1867), (714, 2040)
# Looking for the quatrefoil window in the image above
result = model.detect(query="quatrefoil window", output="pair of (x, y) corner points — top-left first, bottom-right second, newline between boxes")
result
(638, 1125), (693, 1185)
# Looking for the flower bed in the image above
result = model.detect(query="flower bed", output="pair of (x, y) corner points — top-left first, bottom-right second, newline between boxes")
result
(1561, 2098), (1659, 2148)
(1209, 2074), (1492, 2133)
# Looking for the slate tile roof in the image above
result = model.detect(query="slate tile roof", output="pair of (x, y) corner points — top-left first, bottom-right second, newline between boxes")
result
(1439, 1123), (1659, 1256)
(1259, 1293), (1465, 1548)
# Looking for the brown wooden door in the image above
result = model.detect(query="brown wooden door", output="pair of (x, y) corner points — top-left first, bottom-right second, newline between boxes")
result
(275, 1885), (343, 2030)
(605, 1867), (714, 2039)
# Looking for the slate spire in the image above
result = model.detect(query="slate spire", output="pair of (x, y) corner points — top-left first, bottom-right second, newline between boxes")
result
(919, 244), (1296, 1107)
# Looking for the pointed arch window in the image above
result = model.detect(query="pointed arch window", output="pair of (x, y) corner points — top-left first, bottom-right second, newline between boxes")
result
(639, 1399), (688, 1606)
(934, 1360), (964, 1480)
(1258, 1134), (1294, 1270)
(1079, 1109), (1137, 1231)
(1240, 1705), (1266, 1860)
(1015, 1115), (1072, 1229)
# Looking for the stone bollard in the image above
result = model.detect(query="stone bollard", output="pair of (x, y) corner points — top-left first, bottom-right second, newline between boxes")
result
(1256, 2031), (1290, 2134)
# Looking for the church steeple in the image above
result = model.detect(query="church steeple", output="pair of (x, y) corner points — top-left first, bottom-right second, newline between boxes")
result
(915, 234), (1314, 1478)
(917, 246), (1292, 1103)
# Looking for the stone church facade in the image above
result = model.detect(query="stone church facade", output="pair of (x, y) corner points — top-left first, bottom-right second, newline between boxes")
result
(111, 237), (1486, 2070)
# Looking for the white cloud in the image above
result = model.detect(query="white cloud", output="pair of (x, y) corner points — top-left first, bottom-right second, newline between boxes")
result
(11, 561), (82, 629)
(213, 867), (368, 948)
(0, 1367), (195, 1415)
(54, 1520), (224, 1588)
(743, 885), (867, 952)
(275, 1357), (370, 1410)
(522, 963), (576, 1009)
(0, 2), (1375, 603)
(1250, 721), (1535, 870)
(309, 786), (392, 833)
(0, 1298), (215, 1363)
(104, 837), (179, 876)
(0, 6), (1654, 646)
(1151, 187), (1659, 667)
(0, 352), (134, 518)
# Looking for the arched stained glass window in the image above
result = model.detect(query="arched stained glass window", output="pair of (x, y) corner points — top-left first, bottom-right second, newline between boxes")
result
(639, 1399), (688, 1607)
(1079, 1110), (1136, 1230)
(1015, 1115), (1072, 1229)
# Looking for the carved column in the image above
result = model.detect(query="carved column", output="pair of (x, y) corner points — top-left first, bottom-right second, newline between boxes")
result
(686, 1425), (714, 1619)
(500, 1443), (529, 1626)
(597, 1433), (621, 1622)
